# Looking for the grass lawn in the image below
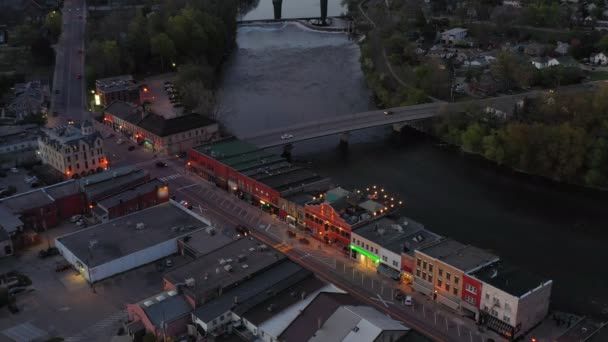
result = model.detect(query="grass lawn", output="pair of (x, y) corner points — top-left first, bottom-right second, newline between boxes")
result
(589, 71), (608, 81)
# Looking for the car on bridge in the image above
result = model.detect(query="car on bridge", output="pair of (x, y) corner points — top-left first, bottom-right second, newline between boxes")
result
(281, 133), (294, 140)
(383, 110), (393, 115)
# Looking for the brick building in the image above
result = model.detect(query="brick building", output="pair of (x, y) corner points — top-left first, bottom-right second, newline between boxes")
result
(92, 179), (169, 222)
(95, 75), (141, 106)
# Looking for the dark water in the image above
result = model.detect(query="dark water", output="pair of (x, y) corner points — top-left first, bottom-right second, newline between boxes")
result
(219, 19), (608, 320)
(239, 0), (347, 21)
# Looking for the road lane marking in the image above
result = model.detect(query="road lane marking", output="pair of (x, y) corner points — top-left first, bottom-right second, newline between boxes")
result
(176, 184), (198, 190)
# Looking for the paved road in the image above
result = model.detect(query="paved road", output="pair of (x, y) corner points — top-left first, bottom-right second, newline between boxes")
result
(147, 160), (506, 342)
(49, 0), (87, 127)
(242, 82), (600, 148)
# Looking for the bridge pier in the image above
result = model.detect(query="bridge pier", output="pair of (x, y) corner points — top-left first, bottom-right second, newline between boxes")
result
(273, 0), (282, 20)
(281, 143), (293, 162)
(339, 131), (351, 149)
(321, 0), (328, 24)
(392, 122), (408, 133)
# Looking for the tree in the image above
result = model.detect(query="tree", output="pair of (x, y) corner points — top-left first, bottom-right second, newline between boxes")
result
(13, 25), (37, 46)
(461, 123), (487, 152)
(150, 33), (176, 70)
(44, 11), (62, 41)
(596, 35), (608, 53)
(30, 36), (55, 66)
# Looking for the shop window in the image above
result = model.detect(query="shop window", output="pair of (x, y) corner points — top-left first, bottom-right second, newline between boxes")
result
(453, 288), (458, 296)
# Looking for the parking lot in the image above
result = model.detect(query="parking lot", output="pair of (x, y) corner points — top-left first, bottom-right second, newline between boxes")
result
(141, 73), (183, 118)
(0, 168), (43, 198)
(0, 219), (187, 341)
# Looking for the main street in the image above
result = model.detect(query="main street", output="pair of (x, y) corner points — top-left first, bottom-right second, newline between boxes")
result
(144, 157), (505, 342)
(48, 0), (87, 127)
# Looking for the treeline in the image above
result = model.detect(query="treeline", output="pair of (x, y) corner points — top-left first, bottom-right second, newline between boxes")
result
(8, 11), (62, 67)
(434, 87), (608, 188)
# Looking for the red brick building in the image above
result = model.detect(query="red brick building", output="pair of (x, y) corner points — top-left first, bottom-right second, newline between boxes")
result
(92, 179), (169, 222)
(461, 273), (483, 320)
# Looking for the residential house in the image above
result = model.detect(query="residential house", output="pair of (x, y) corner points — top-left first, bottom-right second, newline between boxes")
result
(7, 80), (49, 121)
(531, 57), (549, 69)
(0, 124), (39, 166)
(468, 72), (499, 97)
(524, 43), (545, 56)
(413, 239), (499, 311)
(502, 0), (522, 7)
(441, 28), (468, 44)
(485, 98), (525, 120)
(548, 56), (578, 68)
(554, 41), (570, 55)
(591, 52), (608, 65)
(470, 262), (552, 339)
(38, 120), (106, 178)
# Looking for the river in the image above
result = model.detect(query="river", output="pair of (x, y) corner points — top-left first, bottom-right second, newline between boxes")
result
(220, 0), (608, 323)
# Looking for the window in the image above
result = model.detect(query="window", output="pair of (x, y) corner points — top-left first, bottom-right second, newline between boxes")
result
(446, 284), (450, 291)
(505, 303), (511, 311)
(67, 156), (71, 162)
(503, 315), (511, 323)
(454, 276), (459, 284)
(428, 275), (433, 283)
(437, 279), (442, 287)
(465, 295), (476, 305)
(485, 293), (490, 300)
(446, 272), (451, 281)
(382, 256), (388, 262)
(428, 264), (433, 272)
(76, 163), (80, 169)
(416, 269), (421, 277)
(422, 261), (427, 270)
(393, 260), (398, 267)
(417, 259), (422, 267)
(68, 166), (72, 172)
(453, 288), (458, 296)
(465, 284), (478, 294)
(422, 272), (427, 280)
(438, 268), (443, 277)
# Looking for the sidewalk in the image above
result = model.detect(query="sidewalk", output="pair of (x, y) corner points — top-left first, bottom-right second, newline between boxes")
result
(179, 169), (505, 342)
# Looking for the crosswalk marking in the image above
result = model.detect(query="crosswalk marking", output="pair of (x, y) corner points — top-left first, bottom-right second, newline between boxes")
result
(64, 310), (127, 342)
(159, 173), (182, 182)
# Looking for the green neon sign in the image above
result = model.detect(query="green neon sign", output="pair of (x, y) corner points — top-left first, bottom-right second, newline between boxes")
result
(350, 245), (380, 262)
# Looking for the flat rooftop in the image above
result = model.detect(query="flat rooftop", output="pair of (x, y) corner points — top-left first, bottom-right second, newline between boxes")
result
(419, 239), (498, 272)
(56, 202), (208, 268)
(138, 290), (192, 326)
(471, 262), (551, 297)
(97, 179), (165, 209)
(180, 228), (234, 258)
(83, 169), (148, 199)
(0, 189), (53, 212)
(255, 167), (324, 191)
(192, 260), (306, 323)
(353, 217), (441, 255)
(164, 237), (286, 298)
(283, 192), (315, 206)
(44, 180), (81, 200)
(96, 75), (139, 93)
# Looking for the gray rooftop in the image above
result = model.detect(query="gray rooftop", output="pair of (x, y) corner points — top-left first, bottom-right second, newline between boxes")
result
(353, 217), (442, 255)
(83, 169), (148, 200)
(0, 204), (23, 234)
(96, 75), (139, 93)
(164, 237), (286, 300)
(471, 262), (551, 297)
(180, 228), (234, 258)
(44, 180), (81, 200)
(56, 202), (208, 268)
(0, 189), (54, 212)
(418, 239), (499, 273)
(283, 192), (315, 206)
(139, 291), (192, 326)
(192, 260), (306, 323)
(97, 179), (165, 210)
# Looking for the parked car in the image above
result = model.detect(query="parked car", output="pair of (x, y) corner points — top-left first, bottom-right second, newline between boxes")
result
(404, 295), (413, 306)
(281, 133), (294, 140)
(76, 219), (86, 226)
(165, 259), (173, 267)
(383, 110), (393, 115)
(394, 290), (405, 301)
(156, 161), (168, 168)
(128, 146), (136, 151)
(70, 215), (82, 223)
(116, 139), (125, 145)
(179, 200), (193, 210)
(38, 247), (59, 258)
(10, 168), (18, 174)
(235, 224), (251, 237)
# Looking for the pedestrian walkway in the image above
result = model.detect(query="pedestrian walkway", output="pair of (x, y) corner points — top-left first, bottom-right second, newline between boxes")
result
(63, 310), (126, 342)
(159, 173), (182, 182)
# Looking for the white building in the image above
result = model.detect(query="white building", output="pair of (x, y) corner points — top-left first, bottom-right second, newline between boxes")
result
(55, 201), (208, 283)
(471, 263), (552, 339)
(441, 28), (468, 44)
(591, 52), (608, 65)
(38, 120), (106, 178)
(554, 41), (570, 55)
(309, 305), (410, 342)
